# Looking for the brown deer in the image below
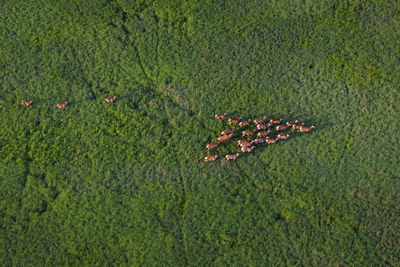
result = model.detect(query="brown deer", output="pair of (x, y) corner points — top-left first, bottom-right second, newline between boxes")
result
(286, 120), (299, 126)
(242, 130), (254, 137)
(299, 125), (316, 132)
(228, 116), (243, 124)
(241, 146), (255, 153)
(277, 134), (290, 140)
(276, 124), (290, 131)
(206, 142), (220, 150)
(225, 153), (240, 160)
(254, 116), (267, 125)
(265, 137), (278, 144)
(204, 155), (218, 162)
(221, 129), (234, 136)
(21, 100), (33, 106)
(270, 118), (283, 124)
(105, 96), (116, 103)
(253, 138), (266, 144)
(257, 130), (271, 137)
(256, 124), (269, 130)
(238, 139), (253, 148)
(218, 134), (233, 142)
(57, 101), (68, 109)
(215, 112), (227, 119)
(239, 119), (251, 128)
(291, 123), (305, 131)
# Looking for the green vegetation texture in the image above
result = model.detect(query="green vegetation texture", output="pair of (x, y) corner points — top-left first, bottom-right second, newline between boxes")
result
(1, 0), (400, 265)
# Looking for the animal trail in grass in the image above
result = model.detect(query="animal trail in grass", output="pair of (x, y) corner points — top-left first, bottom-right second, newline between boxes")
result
(204, 114), (315, 162)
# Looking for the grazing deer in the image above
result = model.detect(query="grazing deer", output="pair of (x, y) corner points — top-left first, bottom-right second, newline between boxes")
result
(241, 146), (255, 153)
(257, 130), (271, 137)
(276, 124), (290, 131)
(215, 112), (227, 119)
(228, 116), (243, 124)
(254, 116), (267, 125)
(105, 96), (116, 103)
(270, 118), (283, 124)
(239, 119), (251, 128)
(21, 100), (33, 106)
(256, 124), (269, 130)
(242, 130), (254, 137)
(221, 129), (234, 136)
(206, 142), (220, 150)
(204, 155), (218, 162)
(238, 139), (253, 148)
(253, 138), (266, 144)
(291, 123), (305, 131)
(265, 137), (278, 144)
(225, 153), (240, 160)
(299, 125), (316, 132)
(57, 101), (68, 109)
(218, 134), (233, 142)
(286, 120), (299, 126)
(277, 134), (290, 140)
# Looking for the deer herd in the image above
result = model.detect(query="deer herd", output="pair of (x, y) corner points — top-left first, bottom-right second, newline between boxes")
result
(204, 113), (315, 162)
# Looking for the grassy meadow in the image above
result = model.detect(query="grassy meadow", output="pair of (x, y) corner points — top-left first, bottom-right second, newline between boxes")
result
(1, 0), (400, 265)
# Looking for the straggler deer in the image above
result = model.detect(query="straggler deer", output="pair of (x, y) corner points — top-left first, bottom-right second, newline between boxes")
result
(218, 134), (233, 142)
(257, 130), (270, 137)
(225, 153), (240, 160)
(239, 119), (251, 128)
(254, 116), (267, 125)
(270, 118), (283, 124)
(204, 155), (218, 162)
(276, 124), (290, 131)
(241, 146), (255, 153)
(21, 100), (33, 106)
(299, 125), (316, 132)
(221, 129), (234, 136)
(106, 96), (116, 103)
(286, 120), (299, 126)
(57, 101), (68, 109)
(277, 134), (290, 140)
(228, 116), (243, 124)
(291, 123), (305, 131)
(215, 112), (227, 119)
(206, 142), (220, 150)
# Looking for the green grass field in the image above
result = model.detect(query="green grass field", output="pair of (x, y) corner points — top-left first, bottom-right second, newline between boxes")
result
(1, 0), (400, 265)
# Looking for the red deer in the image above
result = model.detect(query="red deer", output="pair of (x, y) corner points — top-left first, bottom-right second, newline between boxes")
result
(225, 153), (240, 160)
(228, 116), (243, 124)
(57, 101), (68, 109)
(238, 139), (253, 148)
(239, 119), (251, 128)
(105, 96), (116, 103)
(241, 146), (255, 153)
(286, 120), (299, 126)
(299, 125), (316, 132)
(206, 142), (220, 150)
(242, 130), (254, 137)
(270, 118), (283, 124)
(221, 129), (234, 136)
(265, 137), (278, 144)
(257, 130), (270, 137)
(253, 138), (266, 144)
(277, 134), (290, 140)
(215, 112), (227, 119)
(204, 154), (218, 162)
(21, 100), (33, 106)
(254, 116), (267, 125)
(276, 124), (290, 131)
(291, 123), (305, 131)
(256, 124), (269, 130)
(218, 134), (233, 142)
